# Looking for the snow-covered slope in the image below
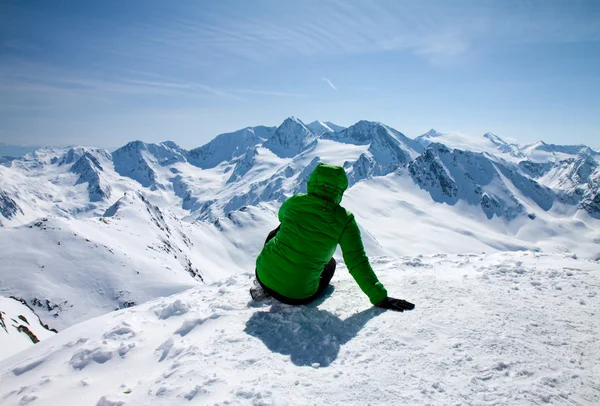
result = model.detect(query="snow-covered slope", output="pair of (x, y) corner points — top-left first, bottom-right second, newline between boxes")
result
(0, 147), (125, 225)
(0, 297), (56, 361)
(112, 141), (187, 189)
(416, 128), (599, 164)
(343, 171), (600, 259)
(0, 252), (598, 405)
(0, 190), (247, 332)
(70, 152), (113, 202)
(0, 189), (23, 223)
(408, 143), (556, 220)
(518, 154), (600, 218)
(520, 140), (600, 163)
(187, 126), (275, 169)
(416, 129), (524, 161)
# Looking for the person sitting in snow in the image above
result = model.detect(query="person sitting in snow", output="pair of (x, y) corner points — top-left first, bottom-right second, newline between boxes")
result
(252, 163), (415, 312)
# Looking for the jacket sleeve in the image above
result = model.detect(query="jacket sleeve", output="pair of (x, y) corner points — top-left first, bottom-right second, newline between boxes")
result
(339, 214), (388, 305)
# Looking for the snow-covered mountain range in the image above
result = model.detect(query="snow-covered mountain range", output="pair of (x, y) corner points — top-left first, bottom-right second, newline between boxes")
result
(1, 117), (599, 405)
(3, 118), (598, 225)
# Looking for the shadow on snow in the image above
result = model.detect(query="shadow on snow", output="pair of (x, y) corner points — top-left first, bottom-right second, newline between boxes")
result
(244, 286), (383, 367)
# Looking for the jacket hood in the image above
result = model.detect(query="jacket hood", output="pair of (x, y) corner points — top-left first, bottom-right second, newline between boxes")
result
(307, 163), (348, 205)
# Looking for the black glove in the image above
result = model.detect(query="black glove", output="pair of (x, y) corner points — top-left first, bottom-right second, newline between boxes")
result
(376, 297), (415, 312)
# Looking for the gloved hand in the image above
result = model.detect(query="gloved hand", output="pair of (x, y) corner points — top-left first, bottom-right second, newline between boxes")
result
(376, 297), (415, 312)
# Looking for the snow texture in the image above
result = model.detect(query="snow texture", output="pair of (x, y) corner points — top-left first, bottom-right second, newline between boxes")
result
(0, 253), (598, 405)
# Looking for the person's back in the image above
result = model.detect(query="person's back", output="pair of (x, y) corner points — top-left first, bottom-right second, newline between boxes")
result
(255, 163), (414, 312)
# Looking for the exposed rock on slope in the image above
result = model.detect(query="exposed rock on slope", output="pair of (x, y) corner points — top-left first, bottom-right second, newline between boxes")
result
(408, 143), (554, 219)
(0, 296), (57, 361)
(0, 190), (23, 220)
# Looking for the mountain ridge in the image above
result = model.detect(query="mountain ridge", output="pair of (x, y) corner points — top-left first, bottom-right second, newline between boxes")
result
(2, 117), (599, 225)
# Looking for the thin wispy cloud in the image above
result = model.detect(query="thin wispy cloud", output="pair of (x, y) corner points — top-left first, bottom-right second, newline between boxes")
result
(119, 0), (600, 66)
(0, 60), (247, 111)
(232, 89), (309, 98)
(125, 79), (191, 89)
(322, 77), (337, 90)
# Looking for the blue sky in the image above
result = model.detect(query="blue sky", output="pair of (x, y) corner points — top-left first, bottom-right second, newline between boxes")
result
(1, 0), (599, 149)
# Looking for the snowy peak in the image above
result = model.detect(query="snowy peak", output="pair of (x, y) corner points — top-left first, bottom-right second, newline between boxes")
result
(520, 140), (599, 163)
(112, 142), (159, 188)
(416, 129), (528, 160)
(324, 120), (381, 145)
(483, 132), (508, 146)
(71, 152), (102, 173)
(482, 132), (524, 158)
(338, 122), (424, 185)
(306, 120), (335, 137)
(415, 129), (444, 147)
(70, 152), (111, 202)
(425, 129), (443, 137)
(325, 121), (421, 152)
(112, 141), (185, 188)
(263, 117), (316, 158)
(51, 147), (110, 166)
(56, 147), (85, 166)
(329, 121), (423, 161)
(408, 143), (461, 203)
(188, 126), (274, 169)
(113, 141), (186, 166)
(143, 141), (187, 166)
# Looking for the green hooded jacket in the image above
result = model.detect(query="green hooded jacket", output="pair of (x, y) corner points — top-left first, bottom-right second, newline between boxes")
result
(255, 163), (388, 305)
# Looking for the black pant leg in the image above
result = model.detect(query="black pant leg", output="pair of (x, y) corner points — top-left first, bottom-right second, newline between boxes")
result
(264, 225), (281, 245)
(312, 257), (336, 298)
